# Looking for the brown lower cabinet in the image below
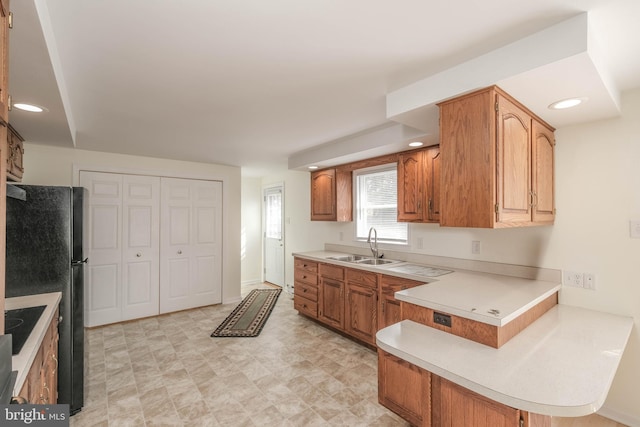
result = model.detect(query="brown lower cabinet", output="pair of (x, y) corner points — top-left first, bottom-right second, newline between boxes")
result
(295, 258), (382, 346)
(378, 349), (551, 427)
(345, 268), (378, 344)
(379, 275), (424, 330)
(19, 307), (60, 404)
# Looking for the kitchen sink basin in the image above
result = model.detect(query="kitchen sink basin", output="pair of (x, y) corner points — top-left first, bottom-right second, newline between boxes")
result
(326, 254), (401, 265)
(327, 255), (369, 262)
(355, 258), (397, 265)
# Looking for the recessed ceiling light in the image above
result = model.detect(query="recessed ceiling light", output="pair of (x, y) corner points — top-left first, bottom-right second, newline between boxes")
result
(308, 165), (319, 170)
(13, 103), (46, 113)
(548, 97), (587, 110)
(409, 141), (423, 147)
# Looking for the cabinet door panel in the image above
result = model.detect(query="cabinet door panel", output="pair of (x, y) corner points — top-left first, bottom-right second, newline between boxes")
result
(425, 147), (441, 222)
(311, 169), (336, 220)
(346, 283), (377, 344)
(497, 94), (532, 224)
(318, 277), (344, 329)
(532, 121), (555, 223)
(378, 350), (430, 426)
(436, 377), (520, 427)
(398, 151), (423, 221)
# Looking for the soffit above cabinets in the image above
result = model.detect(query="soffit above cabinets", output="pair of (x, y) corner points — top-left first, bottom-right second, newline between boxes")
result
(387, 13), (619, 133)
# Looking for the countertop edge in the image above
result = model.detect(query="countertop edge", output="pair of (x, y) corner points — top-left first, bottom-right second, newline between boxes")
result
(294, 251), (561, 327)
(376, 308), (634, 417)
(7, 292), (62, 396)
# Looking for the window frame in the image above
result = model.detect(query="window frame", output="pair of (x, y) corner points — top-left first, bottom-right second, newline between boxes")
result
(353, 163), (408, 245)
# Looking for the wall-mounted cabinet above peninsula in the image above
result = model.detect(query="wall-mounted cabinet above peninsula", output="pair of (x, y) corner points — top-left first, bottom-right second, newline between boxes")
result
(439, 85), (555, 228)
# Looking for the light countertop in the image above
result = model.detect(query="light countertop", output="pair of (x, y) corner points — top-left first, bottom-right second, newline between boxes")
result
(5, 292), (62, 396)
(376, 306), (633, 417)
(294, 250), (561, 326)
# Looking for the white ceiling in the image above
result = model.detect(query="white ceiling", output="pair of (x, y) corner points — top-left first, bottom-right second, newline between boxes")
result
(8, 0), (640, 177)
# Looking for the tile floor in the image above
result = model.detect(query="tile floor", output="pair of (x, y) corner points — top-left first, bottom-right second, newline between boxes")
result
(70, 284), (627, 426)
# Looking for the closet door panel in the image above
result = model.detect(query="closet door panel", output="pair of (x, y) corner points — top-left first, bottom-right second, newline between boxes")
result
(122, 175), (160, 321)
(160, 178), (222, 313)
(80, 171), (123, 327)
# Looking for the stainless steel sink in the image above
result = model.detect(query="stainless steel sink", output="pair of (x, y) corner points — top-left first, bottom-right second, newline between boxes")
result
(355, 258), (397, 265)
(327, 254), (369, 262)
(326, 254), (401, 265)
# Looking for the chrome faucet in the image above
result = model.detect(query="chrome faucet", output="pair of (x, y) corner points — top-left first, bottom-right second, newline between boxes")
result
(367, 227), (379, 259)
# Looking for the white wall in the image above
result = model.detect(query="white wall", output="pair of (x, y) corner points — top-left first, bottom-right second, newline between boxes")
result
(263, 87), (640, 425)
(20, 144), (243, 304)
(241, 177), (262, 285)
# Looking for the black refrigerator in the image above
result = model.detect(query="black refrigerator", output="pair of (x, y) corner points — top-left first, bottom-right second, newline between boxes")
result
(5, 185), (85, 415)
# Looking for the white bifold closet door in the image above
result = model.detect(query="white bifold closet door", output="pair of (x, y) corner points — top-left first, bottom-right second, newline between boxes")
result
(81, 172), (222, 327)
(160, 177), (222, 313)
(80, 171), (160, 327)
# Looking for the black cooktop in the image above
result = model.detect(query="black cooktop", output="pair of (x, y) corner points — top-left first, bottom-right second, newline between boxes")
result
(4, 305), (46, 355)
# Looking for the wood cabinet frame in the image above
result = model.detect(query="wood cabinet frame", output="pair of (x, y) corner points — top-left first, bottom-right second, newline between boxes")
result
(438, 85), (555, 228)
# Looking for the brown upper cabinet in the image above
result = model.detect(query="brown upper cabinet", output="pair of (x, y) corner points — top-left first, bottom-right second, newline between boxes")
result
(438, 86), (555, 228)
(397, 146), (440, 223)
(6, 123), (24, 181)
(0, 0), (9, 124)
(310, 167), (352, 221)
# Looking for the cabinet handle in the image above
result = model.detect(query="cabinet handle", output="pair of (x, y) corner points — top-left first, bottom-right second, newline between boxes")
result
(177, 250), (182, 255)
(136, 253), (142, 257)
(302, 288), (307, 293)
(52, 354), (58, 374)
(382, 301), (385, 314)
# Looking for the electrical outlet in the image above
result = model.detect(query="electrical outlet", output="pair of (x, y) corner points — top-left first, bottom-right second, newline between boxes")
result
(417, 237), (423, 249)
(339, 231), (344, 241)
(563, 270), (584, 287)
(630, 220), (640, 238)
(471, 240), (481, 254)
(584, 273), (596, 290)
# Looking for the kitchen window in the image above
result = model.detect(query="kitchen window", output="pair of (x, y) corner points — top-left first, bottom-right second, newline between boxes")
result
(354, 164), (408, 244)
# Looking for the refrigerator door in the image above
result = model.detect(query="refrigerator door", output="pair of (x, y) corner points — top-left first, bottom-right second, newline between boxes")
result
(5, 186), (72, 297)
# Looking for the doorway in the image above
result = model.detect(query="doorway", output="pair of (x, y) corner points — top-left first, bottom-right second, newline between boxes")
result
(263, 184), (285, 288)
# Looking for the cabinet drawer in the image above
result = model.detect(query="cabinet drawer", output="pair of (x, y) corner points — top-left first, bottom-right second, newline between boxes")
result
(346, 268), (378, 289)
(294, 295), (317, 318)
(294, 268), (318, 286)
(294, 282), (318, 302)
(294, 258), (318, 273)
(319, 263), (344, 280)
(380, 275), (424, 294)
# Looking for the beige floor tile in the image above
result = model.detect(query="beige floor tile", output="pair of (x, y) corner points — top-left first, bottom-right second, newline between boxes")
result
(69, 283), (628, 427)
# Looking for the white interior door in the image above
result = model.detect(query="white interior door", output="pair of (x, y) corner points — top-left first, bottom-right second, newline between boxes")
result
(80, 171), (123, 327)
(160, 178), (222, 313)
(263, 185), (284, 287)
(122, 175), (160, 321)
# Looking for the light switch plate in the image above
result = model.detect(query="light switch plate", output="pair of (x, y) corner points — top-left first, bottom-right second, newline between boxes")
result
(630, 220), (640, 238)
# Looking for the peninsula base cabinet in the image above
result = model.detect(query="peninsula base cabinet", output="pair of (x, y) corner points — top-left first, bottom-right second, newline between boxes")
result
(378, 350), (551, 427)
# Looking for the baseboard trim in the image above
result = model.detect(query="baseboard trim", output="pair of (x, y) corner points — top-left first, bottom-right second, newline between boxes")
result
(241, 279), (262, 286)
(599, 406), (640, 427)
